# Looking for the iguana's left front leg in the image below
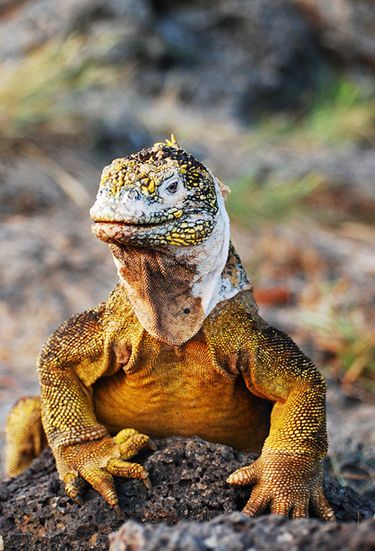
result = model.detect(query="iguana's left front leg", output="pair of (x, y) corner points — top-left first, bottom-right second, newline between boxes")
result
(228, 323), (335, 521)
(38, 307), (152, 507)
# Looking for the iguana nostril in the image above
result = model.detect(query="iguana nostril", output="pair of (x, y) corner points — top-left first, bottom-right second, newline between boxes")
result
(126, 189), (138, 201)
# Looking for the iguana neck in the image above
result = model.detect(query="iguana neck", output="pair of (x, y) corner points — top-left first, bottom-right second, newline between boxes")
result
(110, 212), (251, 346)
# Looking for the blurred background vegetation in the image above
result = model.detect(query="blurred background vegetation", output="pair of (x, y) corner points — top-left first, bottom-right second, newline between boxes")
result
(0, 0), (374, 490)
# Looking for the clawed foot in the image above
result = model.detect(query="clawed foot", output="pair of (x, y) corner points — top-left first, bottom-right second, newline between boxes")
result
(227, 450), (335, 521)
(62, 428), (154, 507)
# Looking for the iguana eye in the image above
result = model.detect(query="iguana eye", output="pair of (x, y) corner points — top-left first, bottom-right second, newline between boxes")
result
(166, 180), (179, 194)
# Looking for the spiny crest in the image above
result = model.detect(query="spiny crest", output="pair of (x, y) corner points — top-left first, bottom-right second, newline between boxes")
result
(126, 134), (206, 172)
(164, 133), (180, 148)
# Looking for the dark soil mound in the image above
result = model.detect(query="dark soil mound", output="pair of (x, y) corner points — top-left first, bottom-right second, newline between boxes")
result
(0, 437), (374, 550)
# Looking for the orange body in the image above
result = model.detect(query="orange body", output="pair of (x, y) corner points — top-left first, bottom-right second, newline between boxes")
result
(94, 331), (271, 452)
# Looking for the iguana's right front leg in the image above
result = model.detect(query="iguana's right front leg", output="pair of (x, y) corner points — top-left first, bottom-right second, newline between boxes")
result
(38, 306), (151, 507)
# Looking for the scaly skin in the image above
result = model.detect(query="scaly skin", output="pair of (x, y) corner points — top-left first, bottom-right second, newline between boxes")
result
(5, 396), (46, 476)
(5, 137), (334, 520)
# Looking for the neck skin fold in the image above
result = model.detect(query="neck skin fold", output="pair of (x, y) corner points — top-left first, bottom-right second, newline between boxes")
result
(110, 179), (251, 345)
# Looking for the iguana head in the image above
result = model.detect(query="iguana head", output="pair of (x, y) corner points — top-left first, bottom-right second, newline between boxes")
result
(90, 135), (223, 248)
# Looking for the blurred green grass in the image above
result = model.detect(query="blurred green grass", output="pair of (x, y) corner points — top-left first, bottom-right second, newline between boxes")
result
(226, 174), (322, 230)
(256, 77), (375, 148)
(301, 78), (375, 146)
(0, 35), (118, 151)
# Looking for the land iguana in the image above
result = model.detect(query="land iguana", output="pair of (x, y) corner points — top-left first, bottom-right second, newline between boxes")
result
(5, 136), (335, 520)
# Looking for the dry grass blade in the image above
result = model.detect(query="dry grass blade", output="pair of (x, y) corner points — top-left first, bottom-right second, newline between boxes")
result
(21, 143), (91, 208)
(298, 283), (375, 391)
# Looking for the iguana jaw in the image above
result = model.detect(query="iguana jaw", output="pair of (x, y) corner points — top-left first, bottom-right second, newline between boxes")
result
(91, 211), (215, 247)
(90, 205), (185, 227)
(91, 220), (177, 247)
(92, 218), (177, 244)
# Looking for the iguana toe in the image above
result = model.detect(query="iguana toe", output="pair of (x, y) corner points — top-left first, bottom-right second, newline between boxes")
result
(64, 471), (86, 501)
(115, 428), (156, 459)
(60, 430), (152, 506)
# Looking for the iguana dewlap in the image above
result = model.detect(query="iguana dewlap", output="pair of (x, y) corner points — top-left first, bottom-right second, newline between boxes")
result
(5, 137), (334, 520)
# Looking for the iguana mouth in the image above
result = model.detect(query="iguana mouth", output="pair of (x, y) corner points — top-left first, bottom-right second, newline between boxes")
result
(91, 208), (204, 228)
(91, 218), (178, 245)
(92, 208), (214, 247)
(93, 218), (178, 228)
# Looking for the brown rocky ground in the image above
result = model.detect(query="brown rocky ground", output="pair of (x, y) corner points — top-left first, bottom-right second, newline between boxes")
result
(0, 438), (374, 551)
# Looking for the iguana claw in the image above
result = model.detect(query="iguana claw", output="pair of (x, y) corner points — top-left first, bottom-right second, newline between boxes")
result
(61, 428), (152, 507)
(227, 450), (335, 521)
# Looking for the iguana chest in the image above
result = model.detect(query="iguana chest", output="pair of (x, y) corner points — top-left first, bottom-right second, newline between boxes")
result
(93, 330), (271, 452)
